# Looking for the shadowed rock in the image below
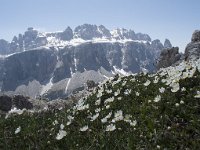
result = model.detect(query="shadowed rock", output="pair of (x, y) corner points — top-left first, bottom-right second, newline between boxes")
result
(0, 95), (12, 111)
(13, 95), (33, 110)
(157, 47), (181, 69)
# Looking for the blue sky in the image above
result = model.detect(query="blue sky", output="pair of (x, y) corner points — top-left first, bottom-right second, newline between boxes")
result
(0, 0), (199, 52)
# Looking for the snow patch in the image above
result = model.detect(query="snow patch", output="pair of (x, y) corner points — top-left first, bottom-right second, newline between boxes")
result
(113, 66), (130, 76)
(40, 77), (53, 95)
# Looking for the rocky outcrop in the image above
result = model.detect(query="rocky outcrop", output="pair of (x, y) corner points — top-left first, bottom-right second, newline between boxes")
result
(0, 95), (33, 112)
(0, 39), (9, 55)
(157, 47), (181, 69)
(74, 24), (111, 40)
(185, 30), (200, 60)
(164, 39), (172, 48)
(150, 39), (164, 58)
(59, 27), (73, 41)
(12, 95), (33, 110)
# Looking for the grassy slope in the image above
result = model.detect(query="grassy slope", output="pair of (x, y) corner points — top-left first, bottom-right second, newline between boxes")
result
(0, 60), (200, 149)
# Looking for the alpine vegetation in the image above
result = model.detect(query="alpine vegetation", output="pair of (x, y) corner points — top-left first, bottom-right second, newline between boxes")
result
(0, 58), (200, 149)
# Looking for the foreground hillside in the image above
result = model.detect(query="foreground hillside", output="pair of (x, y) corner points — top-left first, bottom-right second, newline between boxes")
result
(0, 59), (200, 149)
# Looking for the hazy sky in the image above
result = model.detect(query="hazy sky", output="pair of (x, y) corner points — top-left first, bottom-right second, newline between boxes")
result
(0, 0), (199, 52)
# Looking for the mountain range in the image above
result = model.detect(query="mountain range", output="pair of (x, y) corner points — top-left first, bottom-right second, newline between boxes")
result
(0, 24), (172, 99)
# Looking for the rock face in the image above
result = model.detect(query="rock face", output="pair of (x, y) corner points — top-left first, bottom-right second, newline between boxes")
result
(157, 47), (181, 69)
(2, 49), (57, 91)
(0, 24), (171, 100)
(185, 30), (200, 60)
(74, 24), (111, 39)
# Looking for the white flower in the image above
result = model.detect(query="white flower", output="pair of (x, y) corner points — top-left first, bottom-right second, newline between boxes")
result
(56, 130), (67, 140)
(124, 89), (131, 95)
(67, 121), (71, 126)
(157, 145), (161, 149)
(153, 76), (159, 83)
(136, 92), (140, 96)
(122, 81), (127, 86)
(67, 115), (74, 126)
(95, 99), (101, 105)
(112, 110), (123, 122)
(77, 104), (89, 111)
(106, 105), (110, 109)
(117, 97), (122, 100)
(80, 125), (88, 132)
(159, 87), (165, 93)
(53, 120), (59, 125)
(106, 89), (112, 94)
(106, 124), (116, 131)
(101, 112), (112, 123)
(114, 89), (120, 96)
(171, 82), (180, 93)
(182, 72), (189, 79)
(104, 97), (114, 104)
(95, 108), (101, 113)
(154, 95), (161, 102)
(90, 113), (99, 121)
(60, 124), (64, 130)
(175, 103), (179, 107)
(194, 94), (200, 98)
(144, 80), (151, 86)
(101, 117), (107, 123)
(130, 120), (137, 127)
(97, 91), (103, 98)
(131, 78), (136, 82)
(15, 126), (21, 134)
(181, 87), (186, 91)
(180, 100), (184, 104)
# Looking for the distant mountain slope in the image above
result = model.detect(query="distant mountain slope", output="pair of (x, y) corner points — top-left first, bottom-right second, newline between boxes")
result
(0, 24), (172, 99)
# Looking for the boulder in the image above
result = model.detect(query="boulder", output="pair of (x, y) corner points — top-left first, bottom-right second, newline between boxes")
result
(12, 95), (33, 110)
(0, 95), (12, 111)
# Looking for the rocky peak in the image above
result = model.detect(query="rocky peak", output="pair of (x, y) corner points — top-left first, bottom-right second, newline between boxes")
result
(74, 24), (110, 40)
(59, 26), (73, 41)
(135, 33), (151, 42)
(98, 25), (111, 38)
(150, 39), (164, 58)
(164, 39), (172, 48)
(185, 30), (200, 60)
(191, 30), (200, 43)
(110, 28), (130, 40)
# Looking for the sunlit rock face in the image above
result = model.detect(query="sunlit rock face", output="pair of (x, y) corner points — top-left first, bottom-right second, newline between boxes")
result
(185, 30), (200, 60)
(0, 24), (170, 99)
